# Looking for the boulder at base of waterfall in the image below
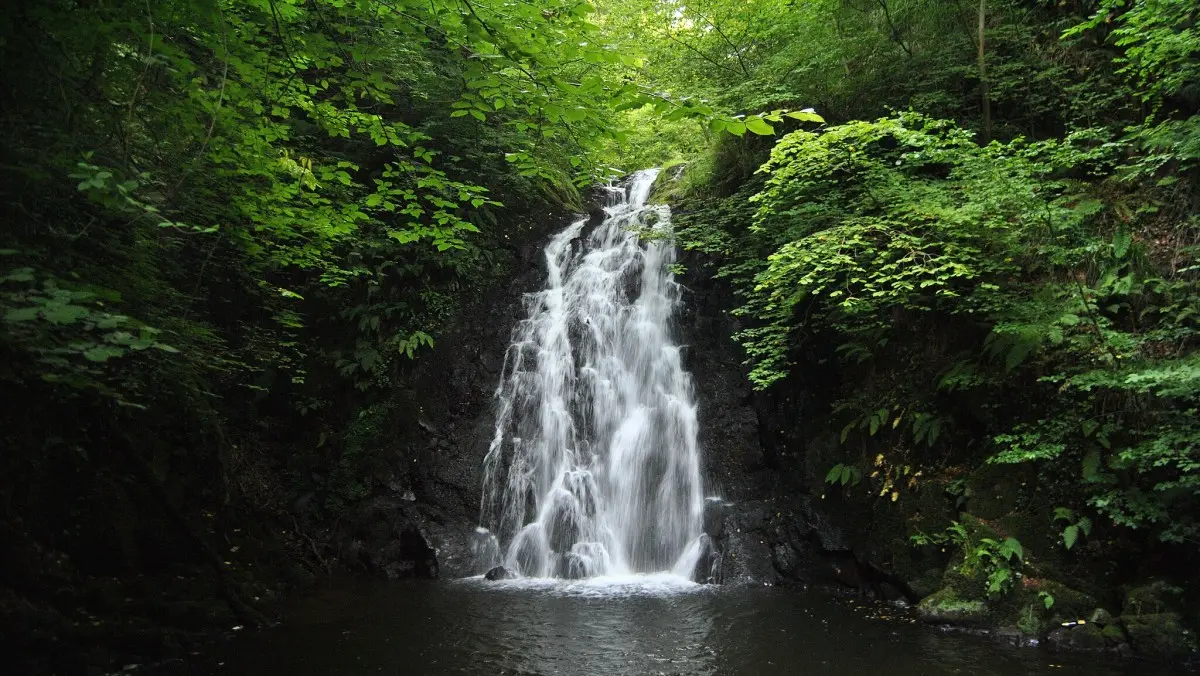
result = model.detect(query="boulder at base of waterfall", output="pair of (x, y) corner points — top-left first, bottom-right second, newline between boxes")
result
(485, 566), (517, 581)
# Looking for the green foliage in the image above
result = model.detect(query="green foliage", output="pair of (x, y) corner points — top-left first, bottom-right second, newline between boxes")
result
(2, 269), (180, 407)
(824, 463), (862, 487)
(1065, 0), (1200, 106)
(0, 0), (1197, 646)
(1040, 590), (1056, 611)
(1054, 507), (1094, 551)
(619, 0), (1200, 624)
(676, 102), (1200, 548)
(913, 521), (1025, 597)
(736, 113), (1040, 387)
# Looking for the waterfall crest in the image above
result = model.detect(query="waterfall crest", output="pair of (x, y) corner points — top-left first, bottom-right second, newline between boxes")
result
(476, 169), (705, 579)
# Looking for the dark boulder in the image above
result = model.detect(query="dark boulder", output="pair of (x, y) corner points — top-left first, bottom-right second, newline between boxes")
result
(484, 566), (517, 581)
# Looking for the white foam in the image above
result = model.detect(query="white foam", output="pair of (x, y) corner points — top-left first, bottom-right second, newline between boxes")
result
(457, 571), (705, 598)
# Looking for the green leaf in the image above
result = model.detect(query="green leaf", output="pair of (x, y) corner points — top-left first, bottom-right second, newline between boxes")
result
(41, 304), (88, 324)
(2, 267), (34, 282)
(745, 117), (775, 135)
(1112, 230), (1132, 259)
(1063, 524), (1079, 550)
(83, 345), (125, 362)
(784, 109), (825, 123)
(840, 421), (854, 443)
(999, 537), (1024, 561)
(4, 306), (40, 322)
(1082, 449), (1104, 483)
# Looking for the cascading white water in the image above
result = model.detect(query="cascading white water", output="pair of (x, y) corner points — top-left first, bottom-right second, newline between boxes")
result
(476, 169), (706, 580)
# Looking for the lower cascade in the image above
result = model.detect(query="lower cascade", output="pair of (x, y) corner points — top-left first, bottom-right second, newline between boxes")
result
(475, 169), (708, 580)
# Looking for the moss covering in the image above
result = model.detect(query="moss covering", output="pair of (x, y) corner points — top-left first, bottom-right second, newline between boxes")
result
(1123, 580), (1185, 616)
(1047, 623), (1107, 652)
(917, 587), (991, 626)
(1122, 613), (1198, 659)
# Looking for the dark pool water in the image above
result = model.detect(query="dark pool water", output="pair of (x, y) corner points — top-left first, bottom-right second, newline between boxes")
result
(194, 576), (1168, 676)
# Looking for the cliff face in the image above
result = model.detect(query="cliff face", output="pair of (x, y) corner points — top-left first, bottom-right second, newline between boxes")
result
(333, 211), (577, 580)
(676, 247), (911, 594)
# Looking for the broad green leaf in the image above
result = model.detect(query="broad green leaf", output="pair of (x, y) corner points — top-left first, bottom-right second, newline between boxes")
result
(4, 306), (40, 322)
(785, 109), (825, 123)
(1112, 230), (1132, 259)
(41, 304), (88, 325)
(745, 117), (775, 135)
(83, 345), (125, 362)
(1000, 537), (1024, 561)
(1063, 524), (1079, 550)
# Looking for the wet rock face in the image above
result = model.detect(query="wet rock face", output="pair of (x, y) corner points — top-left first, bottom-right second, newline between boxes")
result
(340, 497), (438, 579)
(704, 494), (893, 593)
(336, 206), (578, 580)
(686, 534), (721, 584)
(676, 252), (770, 503)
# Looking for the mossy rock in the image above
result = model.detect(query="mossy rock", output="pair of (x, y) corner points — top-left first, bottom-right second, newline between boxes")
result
(994, 510), (1066, 573)
(917, 586), (991, 627)
(940, 560), (989, 602)
(1123, 580), (1185, 616)
(1090, 607), (1115, 626)
(987, 578), (1098, 638)
(1101, 622), (1128, 644)
(1034, 579), (1098, 623)
(1122, 612), (1198, 659)
(1047, 623), (1107, 652)
(909, 567), (945, 600)
(935, 514), (1002, 603)
(964, 462), (1035, 520)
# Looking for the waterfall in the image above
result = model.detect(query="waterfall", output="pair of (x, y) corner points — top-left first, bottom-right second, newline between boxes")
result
(476, 169), (706, 579)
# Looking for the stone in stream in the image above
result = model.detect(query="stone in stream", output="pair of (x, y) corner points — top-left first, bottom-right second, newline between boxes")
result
(484, 566), (516, 581)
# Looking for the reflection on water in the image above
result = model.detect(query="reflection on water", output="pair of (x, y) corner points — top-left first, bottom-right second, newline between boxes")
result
(195, 579), (1172, 676)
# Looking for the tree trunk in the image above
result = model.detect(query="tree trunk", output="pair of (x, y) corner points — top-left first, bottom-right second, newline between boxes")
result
(978, 0), (991, 144)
